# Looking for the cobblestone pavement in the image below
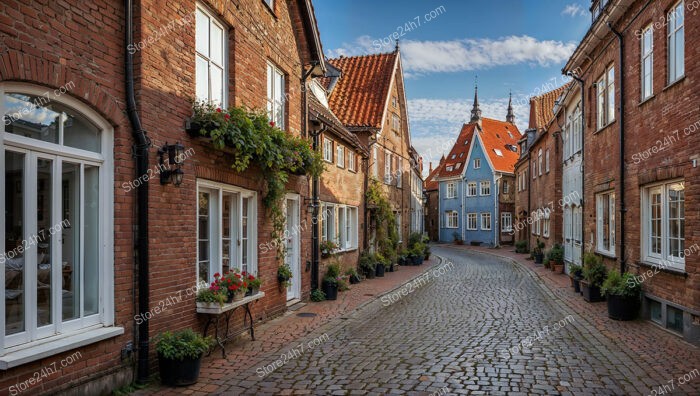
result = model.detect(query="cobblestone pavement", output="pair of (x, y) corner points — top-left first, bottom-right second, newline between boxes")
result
(144, 246), (700, 395)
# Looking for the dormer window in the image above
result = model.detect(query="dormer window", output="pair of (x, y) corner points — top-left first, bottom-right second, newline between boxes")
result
(451, 154), (456, 159)
(591, 0), (609, 23)
(494, 149), (503, 157)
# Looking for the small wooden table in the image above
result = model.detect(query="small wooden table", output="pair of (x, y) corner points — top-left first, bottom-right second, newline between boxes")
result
(196, 292), (265, 358)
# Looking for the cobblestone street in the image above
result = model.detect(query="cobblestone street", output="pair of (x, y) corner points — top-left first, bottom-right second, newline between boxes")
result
(198, 246), (700, 395)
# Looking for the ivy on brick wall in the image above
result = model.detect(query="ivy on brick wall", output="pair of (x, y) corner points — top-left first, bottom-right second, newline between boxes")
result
(366, 178), (399, 262)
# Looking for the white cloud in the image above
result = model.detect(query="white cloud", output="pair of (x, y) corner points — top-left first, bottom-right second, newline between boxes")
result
(562, 4), (586, 17)
(327, 35), (577, 75)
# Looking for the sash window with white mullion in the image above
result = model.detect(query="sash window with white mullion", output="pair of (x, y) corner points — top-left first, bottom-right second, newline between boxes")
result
(197, 181), (257, 285)
(195, 5), (226, 106)
(267, 63), (285, 129)
(2, 84), (114, 350)
(668, 1), (685, 83)
(642, 181), (685, 269)
(596, 191), (615, 256)
(320, 203), (358, 250)
(641, 25), (653, 100)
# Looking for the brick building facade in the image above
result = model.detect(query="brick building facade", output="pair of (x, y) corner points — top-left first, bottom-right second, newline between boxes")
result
(563, 0), (699, 343)
(1, 0), (327, 392)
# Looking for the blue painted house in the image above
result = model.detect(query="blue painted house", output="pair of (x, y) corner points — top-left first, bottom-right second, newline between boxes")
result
(437, 88), (521, 246)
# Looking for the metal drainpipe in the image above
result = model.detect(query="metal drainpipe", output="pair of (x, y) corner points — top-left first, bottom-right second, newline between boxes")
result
(125, 0), (151, 384)
(309, 122), (326, 291)
(608, 22), (626, 274)
(564, 70), (585, 267)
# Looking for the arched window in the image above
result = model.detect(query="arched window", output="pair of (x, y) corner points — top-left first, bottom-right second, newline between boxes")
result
(1, 83), (115, 352)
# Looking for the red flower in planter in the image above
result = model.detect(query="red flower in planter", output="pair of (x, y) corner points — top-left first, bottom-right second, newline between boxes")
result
(235, 273), (241, 278)
(216, 108), (222, 113)
(224, 114), (230, 120)
(214, 272), (220, 278)
(269, 121), (275, 127)
(248, 275), (255, 281)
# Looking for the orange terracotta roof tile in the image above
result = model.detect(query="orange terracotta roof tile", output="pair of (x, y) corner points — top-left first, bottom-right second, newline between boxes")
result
(437, 124), (476, 178)
(425, 162), (444, 191)
(325, 52), (398, 129)
(528, 82), (571, 130)
(479, 118), (522, 174)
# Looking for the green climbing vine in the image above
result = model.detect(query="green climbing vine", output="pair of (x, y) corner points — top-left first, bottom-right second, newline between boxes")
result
(366, 178), (399, 262)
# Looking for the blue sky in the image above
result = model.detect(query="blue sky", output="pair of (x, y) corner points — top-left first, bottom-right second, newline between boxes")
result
(314, 0), (591, 174)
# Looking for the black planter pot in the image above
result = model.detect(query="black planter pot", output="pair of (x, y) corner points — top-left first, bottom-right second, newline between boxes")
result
(185, 119), (219, 138)
(534, 253), (544, 264)
(364, 267), (376, 279)
(573, 277), (582, 293)
(398, 256), (407, 266)
(581, 282), (605, 302)
(322, 280), (338, 300)
(607, 294), (640, 321)
(349, 274), (361, 284)
(375, 263), (385, 277)
(388, 264), (394, 272)
(158, 353), (203, 387)
(412, 256), (422, 266)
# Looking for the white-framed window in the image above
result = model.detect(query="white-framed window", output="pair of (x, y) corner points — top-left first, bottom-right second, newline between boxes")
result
(466, 181), (477, 197)
(467, 213), (477, 230)
(396, 213), (402, 242)
(392, 113), (400, 132)
(2, 84), (115, 350)
(336, 145), (345, 168)
(446, 211), (459, 229)
(321, 204), (334, 242)
(532, 210), (541, 235)
(323, 138), (333, 162)
(267, 63), (285, 129)
(668, 1), (685, 83)
(384, 151), (392, 184)
(502, 180), (509, 194)
(494, 149), (503, 157)
(195, 5), (226, 105)
(597, 65), (615, 129)
(372, 146), (378, 177)
(473, 158), (481, 169)
(641, 25), (654, 100)
(446, 182), (457, 199)
(532, 162), (536, 179)
(446, 165), (453, 172)
(396, 157), (402, 187)
(481, 213), (492, 230)
(596, 191), (616, 256)
(321, 203), (358, 251)
(501, 212), (512, 233)
(642, 181), (685, 269)
(480, 181), (490, 196)
(197, 181), (258, 286)
(348, 152), (356, 172)
(572, 105), (582, 154)
(538, 149), (543, 175)
(545, 149), (550, 173)
(391, 96), (397, 108)
(543, 210), (551, 238)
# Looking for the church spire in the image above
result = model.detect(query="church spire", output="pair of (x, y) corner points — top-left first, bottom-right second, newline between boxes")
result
(470, 77), (482, 124)
(506, 90), (515, 124)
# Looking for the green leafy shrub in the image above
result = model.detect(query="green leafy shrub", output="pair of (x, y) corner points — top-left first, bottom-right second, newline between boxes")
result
(156, 329), (213, 361)
(515, 240), (528, 253)
(195, 288), (227, 305)
(569, 263), (583, 278)
(602, 269), (641, 297)
(549, 244), (564, 264)
(310, 288), (326, 302)
(359, 252), (375, 276)
(582, 253), (607, 287)
(277, 264), (293, 288)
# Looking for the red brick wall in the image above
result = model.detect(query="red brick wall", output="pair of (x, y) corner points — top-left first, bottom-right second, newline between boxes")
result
(528, 130), (562, 252)
(514, 159), (530, 244)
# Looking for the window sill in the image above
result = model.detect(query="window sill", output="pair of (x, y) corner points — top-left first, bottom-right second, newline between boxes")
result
(663, 76), (685, 92)
(262, 0), (277, 19)
(594, 120), (616, 135)
(595, 249), (616, 259)
(638, 94), (655, 106)
(0, 326), (124, 370)
(637, 260), (687, 278)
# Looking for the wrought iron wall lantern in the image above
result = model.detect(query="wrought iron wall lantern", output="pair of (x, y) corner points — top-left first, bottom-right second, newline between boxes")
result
(158, 142), (185, 186)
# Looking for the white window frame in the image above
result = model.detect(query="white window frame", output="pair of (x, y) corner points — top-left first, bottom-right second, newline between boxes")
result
(446, 211), (459, 229)
(1, 83), (116, 354)
(501, 212), (512, 233)
(641, 180), (685, 270)
(392, 113), (400, 132)
(573, 105), (582, 154)
(195, 6), (227, 106)
(597, 65), (615, 129)
(372, 146), (378, 178)
(668, 1), (685, 84)
(481, 213), (492, 230)
(532, 162), (536, 179)
(480, 181), (490, 196)
(473, 158), (481, 169)
(323, 138), (333, 163)
(502, 180), (509, 194)
(267, 62), (285, 129)
(466, 182), (477, 197)
(467, 213), (477, 230)
(641, 25), (654, 100)
(348, 152), (356, 172)
(545, 149), (550, 173)
(397, 157), (402, 187)
(446, 182), (457, 199)
(384, 151), (392, 184)
(596, 191), (616, 256)
(336, 145), (345, 168)
(538, 149), (543, 175)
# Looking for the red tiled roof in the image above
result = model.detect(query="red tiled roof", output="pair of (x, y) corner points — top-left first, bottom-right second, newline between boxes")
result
(308, 89), (367, 156)
(325, 52), (398, 129)
(528, 82), (571, 130)
(425, 161), (444, 191)
(437, 118), (522, 178)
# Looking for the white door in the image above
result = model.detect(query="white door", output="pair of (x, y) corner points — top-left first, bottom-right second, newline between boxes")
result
(284, 195), (301, 301)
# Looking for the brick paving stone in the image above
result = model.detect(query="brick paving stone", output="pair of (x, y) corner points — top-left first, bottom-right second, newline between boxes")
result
(132, 246), (700, 395)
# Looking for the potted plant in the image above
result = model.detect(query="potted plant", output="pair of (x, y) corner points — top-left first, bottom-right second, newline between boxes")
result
(452, 231), (463, 245)
(375, 253), (386, 277)
(533, 239), (545, 264)
(382, 249), (397, 272)
(195, 288), (227, 309)
(345, 268), (361, 284)
(320, 240), (339, 258)
(515, 240), (528, 254)
(218, 271), (247, 302)
(243, 272), (262, 296)
(423, 243), (431, 260)
(277, 264), (293, 288)
(322, 263), (340, 300)
(581, 253), (607, 302)
(569, 263), (583, 293)
(550, 244), (565, 273)
(543, 257), (550, 269)
(156, 329), (213, 386)
(602, 270), (641, 320)
(359, 252), (376, 279)
(398, 249), (409, 266)
(411, 243), (425, 265)
(310, 288), (326, 302)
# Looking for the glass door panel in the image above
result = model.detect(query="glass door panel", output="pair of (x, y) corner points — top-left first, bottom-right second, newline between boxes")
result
(62, 162), (80, 321)
(83, 165), (99, 316)
(36, 158), (53, 327)
(5, 151), (25, 335)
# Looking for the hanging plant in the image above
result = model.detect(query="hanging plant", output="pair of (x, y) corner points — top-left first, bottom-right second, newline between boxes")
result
(188, 100), (325, 260)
